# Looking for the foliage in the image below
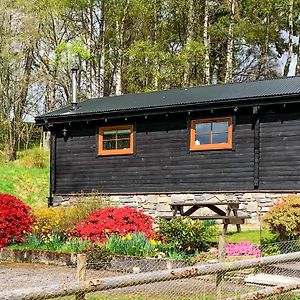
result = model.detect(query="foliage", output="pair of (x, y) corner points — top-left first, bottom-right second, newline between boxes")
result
(225, 242), (261, 257)
(158, 217), (218, 255)
(0, 194), (33, 248)
(8, 234), (90, 253)
(33, 197), (108, 238)
(260, 237), (281, 257)
(264, 195), (300, 240)
(84, 243), (112, 265)
(106, 233), (160, 257)
(72, 206), (155, 242)
(17, 147), (49, 169)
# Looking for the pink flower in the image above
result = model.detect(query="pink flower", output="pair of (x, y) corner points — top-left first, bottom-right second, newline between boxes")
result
(225, 242), (261, 257)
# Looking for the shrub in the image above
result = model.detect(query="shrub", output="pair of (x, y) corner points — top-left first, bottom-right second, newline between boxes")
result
(106, 233), (159, 257)
(158, 217), (218, 255)
(72, 206), (155, 242)
(17, 147), (49, 169)
(0, 194), (33, 248)
(264, 195), (300, 240)
(33, 198), (107, 239)
(225, 242), (261, 257)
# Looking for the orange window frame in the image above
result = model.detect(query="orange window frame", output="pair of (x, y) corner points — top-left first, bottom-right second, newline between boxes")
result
(190, 117), (233, 151)
(98, 125), (134, 156)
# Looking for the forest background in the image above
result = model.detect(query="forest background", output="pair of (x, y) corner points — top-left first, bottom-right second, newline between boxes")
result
(0, 0), (299, 161)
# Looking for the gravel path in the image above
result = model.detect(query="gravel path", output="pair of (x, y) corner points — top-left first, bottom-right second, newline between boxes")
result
(0, 261), (262, 299)
(0, 261), (122, 293)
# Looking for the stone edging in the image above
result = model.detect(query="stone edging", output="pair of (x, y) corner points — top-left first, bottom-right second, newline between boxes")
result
(0, 248), (77, 266)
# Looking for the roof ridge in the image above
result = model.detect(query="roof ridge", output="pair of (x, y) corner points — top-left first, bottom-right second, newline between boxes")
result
(37, 76), (300, 120)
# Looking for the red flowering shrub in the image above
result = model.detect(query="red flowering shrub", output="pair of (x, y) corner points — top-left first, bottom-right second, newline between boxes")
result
(71, 206), (154, 242)
(0, 194), (33, 248)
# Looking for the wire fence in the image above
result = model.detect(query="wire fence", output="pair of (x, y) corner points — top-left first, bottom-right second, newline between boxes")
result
(2, 241), (300, 300)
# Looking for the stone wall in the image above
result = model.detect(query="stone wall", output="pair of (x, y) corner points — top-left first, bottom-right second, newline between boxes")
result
(55, 192), (297, 227)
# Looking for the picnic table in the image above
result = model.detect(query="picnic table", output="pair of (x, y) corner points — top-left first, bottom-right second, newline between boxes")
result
(161, 201), (249, 234)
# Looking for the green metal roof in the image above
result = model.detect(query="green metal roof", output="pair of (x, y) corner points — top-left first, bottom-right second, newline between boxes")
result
(37, 76), (300, 120)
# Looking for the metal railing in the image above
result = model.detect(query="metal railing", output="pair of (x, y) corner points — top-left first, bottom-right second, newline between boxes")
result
(2, 246), (300, 300)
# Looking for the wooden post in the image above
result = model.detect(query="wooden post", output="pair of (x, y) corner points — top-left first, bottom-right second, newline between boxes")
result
(77, 254), (87, 283)
(216, 224), (227, 300)
(76, 254), (87, 300)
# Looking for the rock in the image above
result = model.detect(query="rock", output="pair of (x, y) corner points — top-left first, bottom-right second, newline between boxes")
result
(132, 266), (141, 274)
(156, 204), (171, 212)
(207, 259), (218, 264)
(246, 202), (258, 212)
(155, 252), (166, 259)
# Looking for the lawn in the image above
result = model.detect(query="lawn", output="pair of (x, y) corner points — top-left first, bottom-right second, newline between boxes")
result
(226, 229), (274, 244)
(0, 149), (49, 207)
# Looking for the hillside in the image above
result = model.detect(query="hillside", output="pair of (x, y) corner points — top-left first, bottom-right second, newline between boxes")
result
(0, 148), (49, 207)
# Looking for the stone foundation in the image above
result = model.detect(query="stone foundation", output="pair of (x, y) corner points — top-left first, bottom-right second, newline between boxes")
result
(55, 192), (298, 226)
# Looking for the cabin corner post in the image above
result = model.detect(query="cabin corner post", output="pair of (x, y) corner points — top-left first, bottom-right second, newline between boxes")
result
(253, 106), (260, 189)
(49, 129), (56, 207)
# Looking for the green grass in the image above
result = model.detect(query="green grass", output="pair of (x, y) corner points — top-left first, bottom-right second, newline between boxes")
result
(226, 229), (275, 244)
(0, 149), (49, 207)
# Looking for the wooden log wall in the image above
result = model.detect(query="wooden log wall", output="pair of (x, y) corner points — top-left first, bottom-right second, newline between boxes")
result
(52, 104), (300, 195)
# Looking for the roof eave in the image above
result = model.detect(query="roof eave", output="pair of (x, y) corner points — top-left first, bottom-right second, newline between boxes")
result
(35, 93), (300, 126)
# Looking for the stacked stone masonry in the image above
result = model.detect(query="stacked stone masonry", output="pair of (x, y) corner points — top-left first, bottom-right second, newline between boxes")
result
(56, 192), (298, 227)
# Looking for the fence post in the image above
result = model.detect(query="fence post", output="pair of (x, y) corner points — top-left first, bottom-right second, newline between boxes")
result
(76, 254), (87, 299)
(216, 226), (227, 300)
(77, 253), (87, 283)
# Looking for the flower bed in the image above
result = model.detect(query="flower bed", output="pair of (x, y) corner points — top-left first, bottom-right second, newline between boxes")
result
(0, 248), (193, 273)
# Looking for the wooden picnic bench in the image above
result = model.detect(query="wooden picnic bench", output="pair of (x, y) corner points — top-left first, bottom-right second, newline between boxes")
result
(160, 201), (250, 234)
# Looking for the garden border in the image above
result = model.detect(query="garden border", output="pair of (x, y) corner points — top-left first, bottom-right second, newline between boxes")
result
(0, 249), (194, 272)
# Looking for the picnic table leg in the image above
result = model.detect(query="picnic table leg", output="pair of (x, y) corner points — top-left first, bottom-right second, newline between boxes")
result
(171, 205), (184, 216)
(233, 209), (241, 233)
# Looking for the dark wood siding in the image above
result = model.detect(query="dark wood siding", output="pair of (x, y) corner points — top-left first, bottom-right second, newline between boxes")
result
(54, 110), (255, 194)
(259, 107), (300, 189)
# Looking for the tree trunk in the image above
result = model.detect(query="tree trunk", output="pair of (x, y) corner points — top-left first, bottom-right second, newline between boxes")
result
(7, 47), (34, 161)
(99, 0), (105, 97)
(183, 0), (194, 86)
(284, 0), (294, 77)
(203, 0), (210, 84)
(153, 0), (159, 90)
(296, 39), (300, 76)
(224, 0), (235, 83)
(115, 19), (123, 96)
(115, 0), (130, 96)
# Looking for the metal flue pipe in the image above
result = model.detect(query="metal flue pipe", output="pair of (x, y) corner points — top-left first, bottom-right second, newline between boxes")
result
(71, 64), (79, 110)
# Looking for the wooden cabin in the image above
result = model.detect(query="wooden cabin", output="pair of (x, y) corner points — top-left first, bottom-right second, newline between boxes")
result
(36, 77), (300, 219)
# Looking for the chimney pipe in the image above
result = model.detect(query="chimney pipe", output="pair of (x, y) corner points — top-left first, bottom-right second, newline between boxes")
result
(71, 64), (79, 110)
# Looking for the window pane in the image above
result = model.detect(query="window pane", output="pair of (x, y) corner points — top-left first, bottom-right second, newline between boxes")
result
(212, 133), (228, 144)
(103, 140), (116, 150)
(212, 121), (228, 133)
(117, 129), (131, 134)
(117, 129), (131, 139)
(196, 123), (211, 134)
(117, 139), (130, 149)
(103, 131), (117, 140)
(196, 134), (211, 145)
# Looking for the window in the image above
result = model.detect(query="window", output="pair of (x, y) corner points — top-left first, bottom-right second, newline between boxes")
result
(98, 125), (134, 156)
(190, 117), (232, 151)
